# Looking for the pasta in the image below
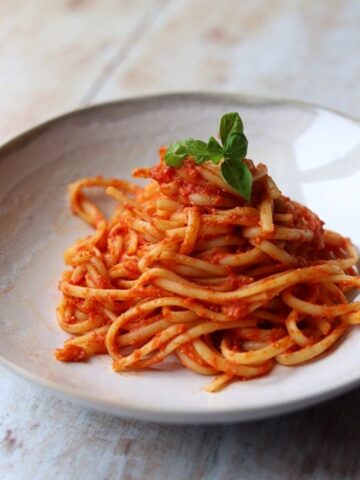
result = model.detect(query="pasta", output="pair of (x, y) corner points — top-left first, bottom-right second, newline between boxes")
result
(55, 146), (360, 392)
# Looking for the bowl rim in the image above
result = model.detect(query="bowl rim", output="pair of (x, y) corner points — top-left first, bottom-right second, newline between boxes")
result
(0, 91), (359, 159)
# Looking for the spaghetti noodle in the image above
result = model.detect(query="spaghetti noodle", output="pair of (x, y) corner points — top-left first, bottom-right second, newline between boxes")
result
(55, 142), (360, 392)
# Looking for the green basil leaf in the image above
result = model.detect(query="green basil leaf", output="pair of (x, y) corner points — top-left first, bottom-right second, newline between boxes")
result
(166, 138), (224, 166)
(164, 140), (189, 167)
(220, 112), (244, 145)
(223, 132), (248, 160)
(220, 158), (252, 201)
(186, 139), (211, 164)
(206, 136), (224, 164)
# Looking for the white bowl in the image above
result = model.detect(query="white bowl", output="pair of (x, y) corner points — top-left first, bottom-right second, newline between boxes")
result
(1, 93), (359, 423)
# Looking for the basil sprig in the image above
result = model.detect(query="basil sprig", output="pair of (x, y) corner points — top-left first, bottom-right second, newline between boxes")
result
(164, 112), (252, 201)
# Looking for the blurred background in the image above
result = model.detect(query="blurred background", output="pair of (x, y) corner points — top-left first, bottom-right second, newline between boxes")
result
(0, 0), (359, 145)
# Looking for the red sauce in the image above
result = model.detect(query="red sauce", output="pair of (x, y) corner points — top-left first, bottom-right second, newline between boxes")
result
(86, 272), (112, 289)
(149, 157), (236, 205)
(122, 260), (140, 277)
(158, 146), (167, 161)
(180, 159), (203, 183)
(78, 297), (100, 314)
(108, 223), (127, 238)
(88, 332), (107, 353)
(55, 344), (87, 362)
(222, 302), (249, 319)
(64, 314), (77, 325)
(179, 343), (210, 367)
(150, 163), (175, 183)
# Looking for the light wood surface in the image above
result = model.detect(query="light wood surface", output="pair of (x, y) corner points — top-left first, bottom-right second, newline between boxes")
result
(1, 1), (360, 478)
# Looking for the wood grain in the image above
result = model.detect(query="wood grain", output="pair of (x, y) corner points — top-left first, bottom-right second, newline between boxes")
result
(2, 366), (360, 479)
(93, 0), (360, 117)
(0, 0), (169, 144)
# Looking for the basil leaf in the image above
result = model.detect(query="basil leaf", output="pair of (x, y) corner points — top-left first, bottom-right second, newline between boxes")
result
(165, 140), (189, 167)
(164, 113), (252, 201)
(186, 139), (211, 164)
(165, 138), (224, 166)
(220, 158), (252, 201)
(220, 112), (244, 145)
(223, 132), (248, 160)
(207, 136), (224, 164)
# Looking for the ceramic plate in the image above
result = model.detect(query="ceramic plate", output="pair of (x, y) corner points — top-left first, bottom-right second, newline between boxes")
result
(1, 93), (360, 424)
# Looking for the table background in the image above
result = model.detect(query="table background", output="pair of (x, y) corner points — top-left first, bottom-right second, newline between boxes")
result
(1, 1), (359, 478)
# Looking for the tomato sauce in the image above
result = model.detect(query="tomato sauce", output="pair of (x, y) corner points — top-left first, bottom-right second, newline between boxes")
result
(222, 302), (250, 319)
(55, 344), (87, 362)
(149, 158), (236, 205)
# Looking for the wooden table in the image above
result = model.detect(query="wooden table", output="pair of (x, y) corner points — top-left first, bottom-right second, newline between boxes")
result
(1, 1), (359, 478)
